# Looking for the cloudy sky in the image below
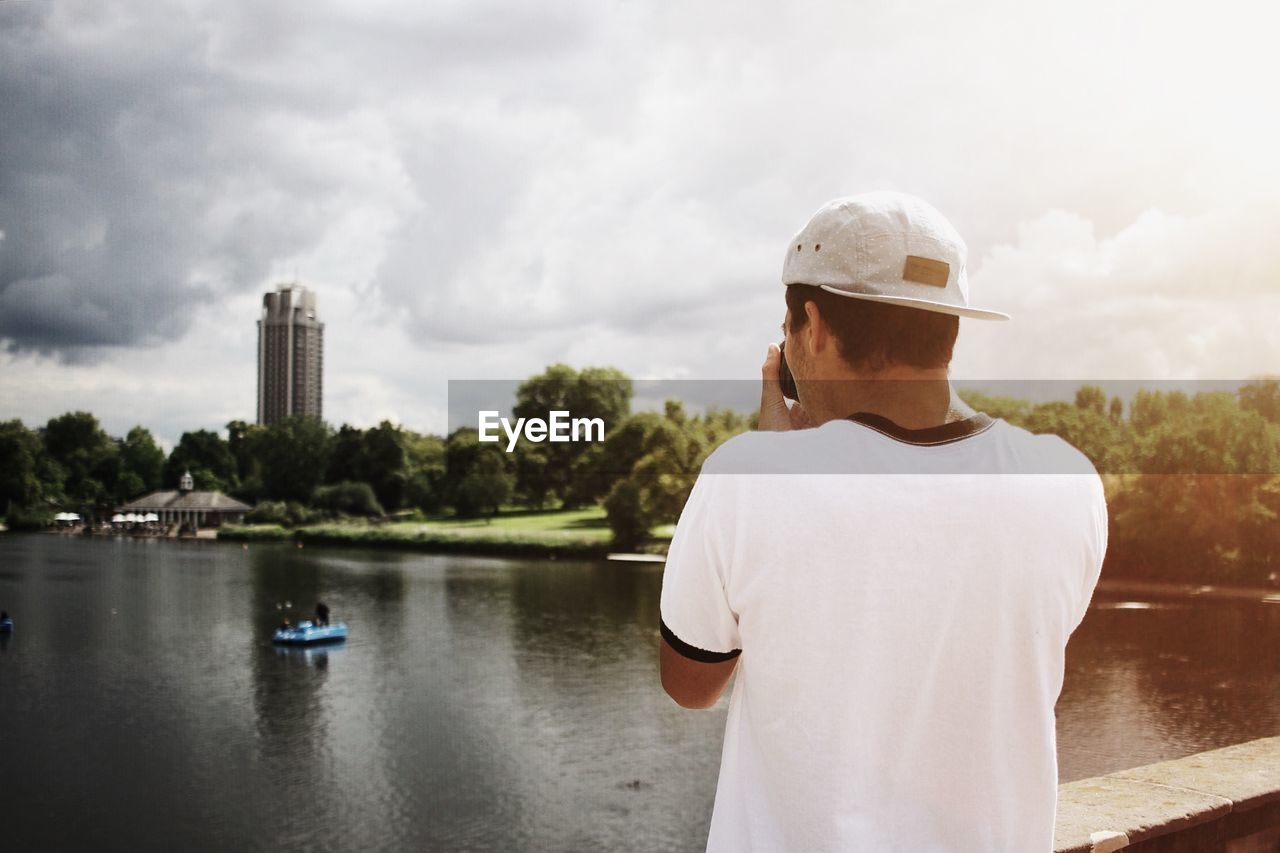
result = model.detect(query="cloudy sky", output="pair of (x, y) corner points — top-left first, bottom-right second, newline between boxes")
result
(2, 0), (1279, 446)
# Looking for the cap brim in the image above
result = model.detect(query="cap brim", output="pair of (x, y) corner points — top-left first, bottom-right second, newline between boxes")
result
(815, 285), (1010, 321)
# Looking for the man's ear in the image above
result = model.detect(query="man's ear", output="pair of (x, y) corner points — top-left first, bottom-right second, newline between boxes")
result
(803, 299), (828, 355)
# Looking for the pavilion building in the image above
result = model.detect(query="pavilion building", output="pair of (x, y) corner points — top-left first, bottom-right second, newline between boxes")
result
(116, 470), (251, 529)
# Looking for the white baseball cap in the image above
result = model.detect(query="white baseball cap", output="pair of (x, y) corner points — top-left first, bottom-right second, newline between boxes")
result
(782, 191), (1009, 321)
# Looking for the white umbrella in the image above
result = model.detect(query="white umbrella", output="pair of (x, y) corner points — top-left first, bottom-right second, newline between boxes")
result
(55, 512), (68, 521)
(144, 513), (159, 522)
(112, 514), (125, 523)
(125, 513), (139, 523)
(67, 512), (80, 521)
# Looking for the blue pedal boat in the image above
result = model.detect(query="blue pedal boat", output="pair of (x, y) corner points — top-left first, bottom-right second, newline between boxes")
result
(272, 620), (347, 645)
(0, 617), (13, 634)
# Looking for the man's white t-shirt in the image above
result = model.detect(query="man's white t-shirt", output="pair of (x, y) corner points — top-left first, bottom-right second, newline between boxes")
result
(659, 413), (1107, 853)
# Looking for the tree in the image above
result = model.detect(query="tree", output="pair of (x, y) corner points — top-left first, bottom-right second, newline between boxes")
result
(1238, 477), (1280, 572)
(312, 481), (385, 517)
(957, 390), (1031, 424)
(1132, 393), (1278, 476)
(245, 500), (318, 527)
(1239, 378), (1280, 424)
(511, 364), (632, 507)
(362, 421), (410, 512)
(258, 416), (334, 503)
(165, 429), (238, 492)
(1108, 391), (1280, 584)
(36, 456), (68, 508)
(227, 422), (267, 503)
(1023, 401), (1129, 474)
(43, 411), (112, 462)
(119, 426), (165, 498)
(604, 478), (654, 549)
(627, 418), (700, 522)
(1130, 389), (1171, 435)
(454, 454), (514, 518)
(699, 406), (752, 448)
(599, 412), (666, 475)
(403, 431), (446, 513)
(42, 411), (118, 512)
(1074, 385), (1106, 414)
(512, 442), (554, 508)
(603, 402), (749, 546)
(227, 420), (266, 488)
(0, 420), (43, 515)
(566, 411), (667, 507)
(444, 429), (514, 518)
(326, 424), (366, 485)
(323, 422), (412, 512)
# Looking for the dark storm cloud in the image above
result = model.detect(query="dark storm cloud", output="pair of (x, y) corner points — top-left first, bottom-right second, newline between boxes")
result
(0, 0), (777, 360)
(0, 4), (318, 352)
(0, 0), (601, 355)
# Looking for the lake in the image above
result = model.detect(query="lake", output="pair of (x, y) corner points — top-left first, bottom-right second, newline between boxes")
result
(1, 534), (1278, 850)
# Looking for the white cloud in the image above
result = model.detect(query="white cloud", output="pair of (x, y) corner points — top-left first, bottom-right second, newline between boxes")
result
(955, 202), (1280, 380)
(3, 0), (1280, 440)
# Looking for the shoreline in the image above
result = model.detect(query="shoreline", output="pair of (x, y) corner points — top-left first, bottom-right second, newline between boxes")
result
(1094, 577), (1280, 605)
(9, 527), (1278, 598)
(212, 530), (1280, 595)
(34, 527), (220, 541)
(216, 523), (620, 560)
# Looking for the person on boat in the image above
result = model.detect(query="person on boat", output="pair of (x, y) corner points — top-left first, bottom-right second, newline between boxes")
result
(279, 617), (292, 631)
(314, 601), (330, 626)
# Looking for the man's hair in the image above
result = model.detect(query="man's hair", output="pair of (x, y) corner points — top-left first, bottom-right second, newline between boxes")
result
(785, 284), (959, 372)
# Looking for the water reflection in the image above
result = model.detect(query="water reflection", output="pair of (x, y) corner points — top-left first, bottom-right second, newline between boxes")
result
(1094, 600), (1170, 610)
(273, 644), (340, 669)
(1058, 595), (1280, 779)
(248, 546), (330, 768)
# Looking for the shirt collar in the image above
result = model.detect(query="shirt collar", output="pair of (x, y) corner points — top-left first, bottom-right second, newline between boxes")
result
(845, 411), (995, 446)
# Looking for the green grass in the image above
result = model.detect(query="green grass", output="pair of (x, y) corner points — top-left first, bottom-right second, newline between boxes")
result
(403, 506), (610, 536)
(219, 506), (671, 559)
(215, 524), (291, 542)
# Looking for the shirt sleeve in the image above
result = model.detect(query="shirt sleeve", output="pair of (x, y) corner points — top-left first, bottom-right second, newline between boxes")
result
(659, 470), (742, 662)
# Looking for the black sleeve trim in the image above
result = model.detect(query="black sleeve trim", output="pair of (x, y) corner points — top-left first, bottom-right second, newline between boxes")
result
(660, 619), (742, 664)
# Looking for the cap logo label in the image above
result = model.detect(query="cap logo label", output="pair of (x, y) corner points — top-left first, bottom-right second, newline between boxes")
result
(903, 256), (949, 287)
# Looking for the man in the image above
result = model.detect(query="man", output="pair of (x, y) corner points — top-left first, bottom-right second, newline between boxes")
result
(659, 192), (1107, 851)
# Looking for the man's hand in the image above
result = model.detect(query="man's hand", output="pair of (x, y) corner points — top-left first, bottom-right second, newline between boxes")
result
(759, 343), (812, 431)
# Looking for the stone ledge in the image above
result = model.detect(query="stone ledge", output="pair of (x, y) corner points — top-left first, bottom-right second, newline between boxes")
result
(1054, 776), (1231, 852)
(1113, 737), (1280, 813)
(1054, 737), (1280, 853)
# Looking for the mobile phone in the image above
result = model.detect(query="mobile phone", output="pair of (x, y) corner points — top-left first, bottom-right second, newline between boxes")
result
(778, 341), (799, 401)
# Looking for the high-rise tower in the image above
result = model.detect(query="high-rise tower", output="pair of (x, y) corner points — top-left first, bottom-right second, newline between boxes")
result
(257, 284), (324, 425)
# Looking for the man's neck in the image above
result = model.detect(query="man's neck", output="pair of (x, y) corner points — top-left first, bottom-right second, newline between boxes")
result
(801, 366), (975, 430)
